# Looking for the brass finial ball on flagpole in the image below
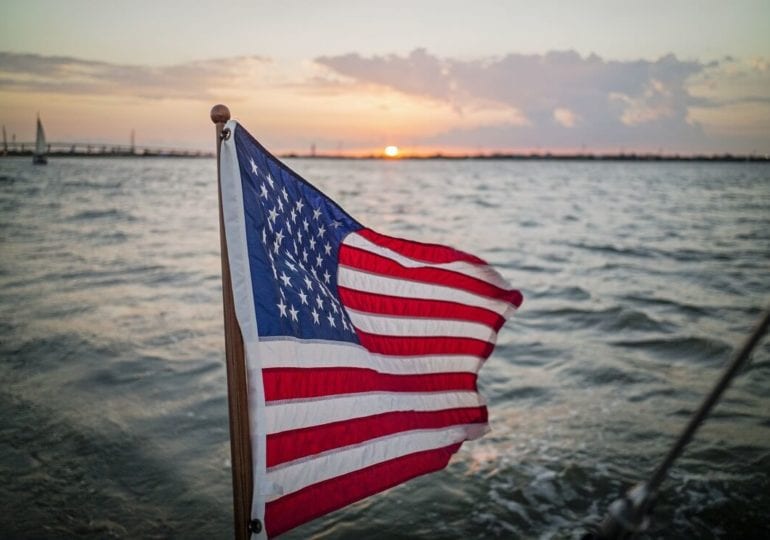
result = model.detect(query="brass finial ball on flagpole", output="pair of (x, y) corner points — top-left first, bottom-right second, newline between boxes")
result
(211, 104), (231, 126)
(211, 104), (255, 540)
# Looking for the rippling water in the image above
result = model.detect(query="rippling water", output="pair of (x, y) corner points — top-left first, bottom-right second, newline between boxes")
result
(1, 156), (768, 539)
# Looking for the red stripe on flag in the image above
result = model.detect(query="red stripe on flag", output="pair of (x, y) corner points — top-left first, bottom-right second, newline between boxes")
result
(265, 443), (463, 537)
(338, 286), (506, 329)
(358, 228), (487, 265)
(263, 367), (477, 401)
(267, 407), (487, 467)
(356, 330), (495, 358)
(339, 244), (522, 306)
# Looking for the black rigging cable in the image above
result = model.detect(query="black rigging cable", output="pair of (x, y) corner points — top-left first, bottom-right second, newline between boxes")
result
(585, 304), (770, 539)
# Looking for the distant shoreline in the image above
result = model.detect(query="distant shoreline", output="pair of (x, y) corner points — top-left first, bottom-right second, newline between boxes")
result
(281, 152), (770, 163)
(2, 150), (768, 163)
(0, 150), (213, 159)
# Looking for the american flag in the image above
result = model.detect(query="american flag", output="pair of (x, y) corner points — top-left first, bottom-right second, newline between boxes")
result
(219, 121), (523, 538)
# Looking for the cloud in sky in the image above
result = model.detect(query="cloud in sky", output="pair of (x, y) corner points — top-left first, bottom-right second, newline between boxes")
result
(314, 49), (730, 151)
(1, 49), (768, 153)
(318, 49), (705, 114)
(0, 52), (270, 100)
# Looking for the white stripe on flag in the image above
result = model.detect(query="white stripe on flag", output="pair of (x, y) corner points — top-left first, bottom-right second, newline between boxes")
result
(338, 266), (513, 316)
(344, 232), (512, 289)
(265, 391), (485, 433)
(266, 423), (488, 499)
(345, 307), (497, 342)
(258, 339), (483, 374)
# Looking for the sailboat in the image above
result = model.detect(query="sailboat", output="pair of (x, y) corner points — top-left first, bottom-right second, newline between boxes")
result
(33, 115), (47, 165)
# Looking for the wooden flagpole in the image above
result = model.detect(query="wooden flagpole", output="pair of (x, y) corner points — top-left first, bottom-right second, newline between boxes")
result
(211, 104), (254, 540)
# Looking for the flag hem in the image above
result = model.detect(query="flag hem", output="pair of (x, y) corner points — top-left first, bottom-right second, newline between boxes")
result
(221, 119), (268, 540)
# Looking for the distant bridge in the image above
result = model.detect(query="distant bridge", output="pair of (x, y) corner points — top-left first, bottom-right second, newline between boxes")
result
(1, 141), (212, 158)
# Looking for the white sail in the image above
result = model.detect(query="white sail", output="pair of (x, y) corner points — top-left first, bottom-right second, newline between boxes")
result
(35, 117), (47, 155)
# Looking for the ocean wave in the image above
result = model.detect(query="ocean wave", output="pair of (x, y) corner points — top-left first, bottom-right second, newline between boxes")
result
(564, 364), (661, 386)
(523, 305), (672, 334)
(610, 335), (732, 363)
(563, 241), (655, 258)
(68, 208), (137, 222)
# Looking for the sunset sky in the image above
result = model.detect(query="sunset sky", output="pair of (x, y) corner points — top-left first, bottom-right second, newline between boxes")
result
(1, 0), (769, 155)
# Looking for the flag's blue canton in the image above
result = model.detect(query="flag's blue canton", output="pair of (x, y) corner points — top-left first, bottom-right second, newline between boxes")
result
(233, 125), (362, 343)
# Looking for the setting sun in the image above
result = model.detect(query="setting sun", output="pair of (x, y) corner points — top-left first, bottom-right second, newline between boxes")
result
(384, 145), (399, 157)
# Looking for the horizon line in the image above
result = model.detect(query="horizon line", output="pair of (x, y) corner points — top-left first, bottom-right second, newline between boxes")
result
(279, 150), (770, 163)
(2, 148), (769, 163)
